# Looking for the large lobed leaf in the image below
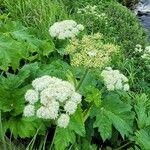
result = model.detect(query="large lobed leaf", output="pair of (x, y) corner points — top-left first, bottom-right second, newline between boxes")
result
(0, 69), (30, 114)
(54, 127), (75, 150)
(134, 128), (150, 150)
(0, 20), (54, 71)
(90, 93), (134, 141)
(3, 117), (46, 138)
(131, 94), (150, 149)
(54, 108), (85, 150)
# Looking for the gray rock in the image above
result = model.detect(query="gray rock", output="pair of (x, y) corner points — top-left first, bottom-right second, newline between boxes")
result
(135, 0), (150, 14)
(135, 0), (150, 41)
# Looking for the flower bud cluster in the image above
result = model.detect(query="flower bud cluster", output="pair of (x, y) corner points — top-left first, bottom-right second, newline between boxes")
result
(49, 20), (84, 40)
(101, 67), (130, 91)
(141, 46), (150, 61)
(65, 33), (119, 68)
(23, 75), (82, 128)
(77, 5), (107, 20)
(134, 44), (143, 53)
(134, 44), (150, 67)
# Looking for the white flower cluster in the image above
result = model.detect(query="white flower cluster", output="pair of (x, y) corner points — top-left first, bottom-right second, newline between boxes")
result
(134, 45), (150, 67)
(23, 75), (82, 128)
(134, 44), (143, 53)
(49, 20), (84, 40)
(141, 46), (150, 61)
(77, 5), (107, 20)
(101, 67), (130, 91)
(87, 50), (97, 57)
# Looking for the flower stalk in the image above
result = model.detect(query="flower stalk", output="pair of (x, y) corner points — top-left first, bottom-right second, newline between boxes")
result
(49, 127), (57, 150)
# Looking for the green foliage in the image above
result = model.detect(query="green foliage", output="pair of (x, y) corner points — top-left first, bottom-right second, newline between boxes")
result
(0, 70), (30, 114)
(134, 128), (150, 150)
(85, 86), (101, 107)
(54, 107), (85, 149)
(5, 117), (46, 138)
(0, 59), (73, 139)
(0, 0), (150, 149)
(73, 0), (147, 53)
(69, 107), (85, 137)
(130, 94), (150, 150)
(134, 94), (150, 129)
(80, 139), (97, 150)
(117, 0), (139, 7)
(0, 63), (46, 138)
(0, 20), (54, 71)
(54, 127), (75, 150)
(37, 59), (70, 80)
(90, 93), (134, 141)
(2, 0), (69, 38)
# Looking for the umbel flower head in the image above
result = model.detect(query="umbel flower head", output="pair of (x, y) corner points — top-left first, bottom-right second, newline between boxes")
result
(24, 104), (35, 117)
(65, 33), (119, 68)
(49, 20), (84, 40)
(77, 5), (107, 20)
(134, 44), (143, 53)
(134, 45), (150, 68)
(101, 67), (130, 91)
(23, 75), (82, 128)
(141, 46), (150, 61)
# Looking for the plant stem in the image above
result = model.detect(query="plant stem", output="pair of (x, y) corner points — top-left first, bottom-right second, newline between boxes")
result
(49, 127), (57, 150)
(76, 69), (89, 91)
(115, 141), (132, 150)
(83, 106), (92, 123)
(0, 111), (6, 150)
(26, 125), (41, 150)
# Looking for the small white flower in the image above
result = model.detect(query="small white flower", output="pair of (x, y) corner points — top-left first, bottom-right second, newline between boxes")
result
(32, 76), (62, 91)
(37, 99), (59, 119)
(49, 20), (84, 40)
(36, 106), (51, 119)
(58, 32), (67, 40)
(101, 67), (130, 91)
(115, 80), (123, 90)
(40, 88), (55, 105)
(107, 84), (115, 91)
(53, 81), (75, 102)
(57, 114), (70, 128)
(25, 89), (38, 104)
(32, 75), (51, 91)
(47, 107), (59, 119)
(136, 44), (142, 48)
(36, 106), (59, 120)
(135, 44), (143, 53)
(101, 13), (106, 17)
(70, 92), (82, 104)
(47, 100), (59, 113)
(141, 54), (147, 59)
(121, 74), (128, 82)
(145, 46), (150, 52)
(23, 104), (35, 117)
(87, 51), (97, 57)
(71, 28), (80, 36)
(64, 101), (77, 115)
(76, 24), (84, 31)
(124, 84), (130, 91)
(77, 9), (82, 14)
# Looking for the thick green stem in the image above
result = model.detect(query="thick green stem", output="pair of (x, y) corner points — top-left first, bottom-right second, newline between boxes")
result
(49, 127), (57, 150)
(76, 69), (89, 91)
